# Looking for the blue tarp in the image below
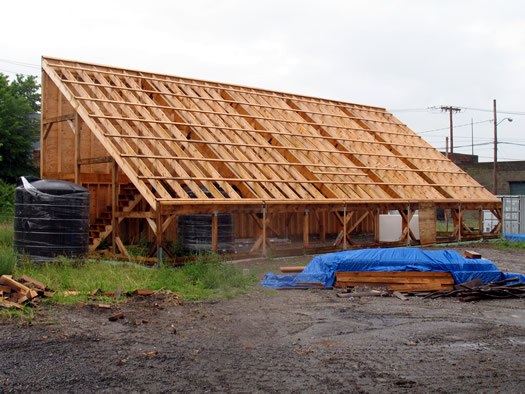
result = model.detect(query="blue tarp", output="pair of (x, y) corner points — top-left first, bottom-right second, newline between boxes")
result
(503, 233), (525, 242)
(261, 248), (525, 289)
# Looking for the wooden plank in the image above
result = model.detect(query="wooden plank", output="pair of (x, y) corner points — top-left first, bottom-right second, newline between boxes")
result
(336, 271), (454, 279)
(18, 275), (46, 290)
(280, 266), (306, 273)
(0, 275), (30, 295)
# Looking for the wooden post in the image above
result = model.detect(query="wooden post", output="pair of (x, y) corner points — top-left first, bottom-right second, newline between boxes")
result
(111, 160), (118, 258)
(211, 211), (218, 252)
(343, 205), (347, 250)
(478, 209), (483, 235)
(320, 211), (326, 242)
(374, 208), (380, 243)
(262, 205), (267, 257)
(406, 204), (411, 246)
(457, 206), (463, 242)
(74, 113), (80, 184)
(303, 209), (309, 248)
(156, 201), (163, 265)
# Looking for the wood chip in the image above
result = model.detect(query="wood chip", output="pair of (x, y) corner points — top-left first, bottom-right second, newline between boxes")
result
(88, 288), (100, 297)
(18, 275), (46, 290)
(392, 291), (408, 301)
(109, 312), (124, 321)
(97, 304), (111, 309)
(133, 289), (154, 296)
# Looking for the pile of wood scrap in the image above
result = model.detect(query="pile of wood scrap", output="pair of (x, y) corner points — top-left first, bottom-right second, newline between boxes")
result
(0, 275), (51, 309)
(334, 271), (455, 293)
(425, 278), (525, 301)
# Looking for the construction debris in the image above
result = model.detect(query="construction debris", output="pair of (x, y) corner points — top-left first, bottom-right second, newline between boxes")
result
(0, 274), (51, 309)
(464, 250), (482, 259)
(425, 278), (525, 301)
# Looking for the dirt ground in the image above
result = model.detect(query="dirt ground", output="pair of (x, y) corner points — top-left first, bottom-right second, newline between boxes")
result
(2, 243), (525, 393)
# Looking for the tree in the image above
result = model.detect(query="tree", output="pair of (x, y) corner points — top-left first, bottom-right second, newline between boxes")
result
(0, 73), (40, 182)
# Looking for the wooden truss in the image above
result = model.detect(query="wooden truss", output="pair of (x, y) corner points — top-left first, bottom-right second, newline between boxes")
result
(40, 57), (502, 260)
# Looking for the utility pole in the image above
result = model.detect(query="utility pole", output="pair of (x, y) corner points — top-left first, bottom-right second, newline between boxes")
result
(471, 118), (474, 156)
(493, 99), (498, 195)
(440, 106), (461, 161)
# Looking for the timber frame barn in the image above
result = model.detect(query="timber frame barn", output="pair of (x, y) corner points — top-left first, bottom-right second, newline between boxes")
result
(40, 57), (502, 261)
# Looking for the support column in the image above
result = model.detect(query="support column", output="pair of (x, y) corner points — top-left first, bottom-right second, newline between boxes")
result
(74, 114), (80, 184)
(111, 160), (118, 258)
(374, 208), (380, 243)
(406, 204), (411, 246)
(478, 209), (483, 235)
(320, 211), (326, 242)
(211, 211), (218, 253)
(262, 205), (267, 257)
(343, 205), (347, 250)
(303, 209), (309, 248)
(156, 201), (163, 265)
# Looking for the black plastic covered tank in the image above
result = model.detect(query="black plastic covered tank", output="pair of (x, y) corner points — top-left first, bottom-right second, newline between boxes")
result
(14, 177), (90, 261)
(177, 214), (235, 254)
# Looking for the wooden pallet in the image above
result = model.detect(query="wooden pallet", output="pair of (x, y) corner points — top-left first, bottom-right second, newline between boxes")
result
(334, 271), (455, 292)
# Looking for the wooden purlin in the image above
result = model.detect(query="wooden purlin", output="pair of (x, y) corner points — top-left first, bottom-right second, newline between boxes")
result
(42, 59), (158, 208)
(147, 78), (293, 200)
(42, 57), (500, 206)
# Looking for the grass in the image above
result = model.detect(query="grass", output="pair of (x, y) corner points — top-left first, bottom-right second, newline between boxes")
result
(0, 221), (15, 275)
(493, 239), (525, 250)
(12, 256), (257, 305)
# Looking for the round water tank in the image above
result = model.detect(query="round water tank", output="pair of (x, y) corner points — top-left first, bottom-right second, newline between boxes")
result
(14, 178), (90, 261)
(177, 214), (235, 254)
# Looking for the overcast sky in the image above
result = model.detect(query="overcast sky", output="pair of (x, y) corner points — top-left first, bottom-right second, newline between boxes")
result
(1, 0), (523, 162)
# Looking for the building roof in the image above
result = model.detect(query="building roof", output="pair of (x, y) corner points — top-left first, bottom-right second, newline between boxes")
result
(42, 57), (498, 208)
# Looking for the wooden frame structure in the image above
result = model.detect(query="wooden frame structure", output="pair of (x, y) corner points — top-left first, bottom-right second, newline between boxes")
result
(40, 57), (502, 261)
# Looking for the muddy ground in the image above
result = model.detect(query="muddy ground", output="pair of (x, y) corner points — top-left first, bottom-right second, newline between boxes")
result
(1, 244), (525, 393)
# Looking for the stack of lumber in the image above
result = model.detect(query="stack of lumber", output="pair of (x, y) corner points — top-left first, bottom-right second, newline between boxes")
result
(425, 278), (525, 301)
(334, 271), (455, 292)
(0, 275), (51, 309)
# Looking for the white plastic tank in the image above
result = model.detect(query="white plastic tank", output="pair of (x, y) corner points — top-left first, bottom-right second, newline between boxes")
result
(379, 213), (419, 242)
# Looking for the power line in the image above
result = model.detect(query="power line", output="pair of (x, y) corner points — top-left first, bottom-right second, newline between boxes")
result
(0, 58), (40, 69)
(418, 118), (493, 134)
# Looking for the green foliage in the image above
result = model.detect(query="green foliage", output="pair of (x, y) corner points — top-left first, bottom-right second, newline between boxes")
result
(0, 180), (15, 219)
(0, 73), (40, 182)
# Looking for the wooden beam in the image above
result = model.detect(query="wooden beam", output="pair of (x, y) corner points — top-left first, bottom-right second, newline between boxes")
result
(42, 113), (76, 125)
(78, 156), (113, 165)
